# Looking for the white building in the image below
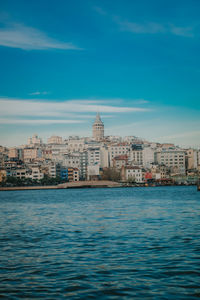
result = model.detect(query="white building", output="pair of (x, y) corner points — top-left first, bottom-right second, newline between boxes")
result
(28, 167), (44, 180)
(87, 165), (100, 180)
(142, 146), (155, 168)
(130, 147), (143, 166)
(108, 144), (130, 166)
(62, 153), (80, 169)
(87, 147), (101, 166)
(125, 166), (143, 183)
(66, 138), (86, 153)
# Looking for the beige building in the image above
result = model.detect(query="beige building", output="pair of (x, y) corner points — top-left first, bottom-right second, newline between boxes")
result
(186, 149), (198, 170)
(155, 150), (186, 173)
(0, 169), (6, 182)
(23, 148), (42, 161)
(28, 134), (42, 145)
(47, 136), (63, 144)
(29, 167), (44, 180)
(68, 168), (79, 182)
(92, 113), (104, 141)
(8, 148), (18, 159)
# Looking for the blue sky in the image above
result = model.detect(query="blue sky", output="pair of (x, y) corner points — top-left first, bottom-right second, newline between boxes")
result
(0, 0), (199, 147)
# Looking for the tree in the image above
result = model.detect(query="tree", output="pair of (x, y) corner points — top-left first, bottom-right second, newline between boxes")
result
(101, 168), (121, 181)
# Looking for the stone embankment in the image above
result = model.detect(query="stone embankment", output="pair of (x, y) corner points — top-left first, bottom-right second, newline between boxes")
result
(0, 181), (121, 191)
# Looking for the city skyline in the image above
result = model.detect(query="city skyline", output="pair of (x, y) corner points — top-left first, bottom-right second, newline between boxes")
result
(0, 0), (200, 147)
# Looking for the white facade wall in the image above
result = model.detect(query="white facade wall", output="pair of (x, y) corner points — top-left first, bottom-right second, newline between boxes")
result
(100, 147), (109, 168)
(126, 168), (143, 183)
(142, 147), (155, 168)
(62, 154), (80, 169)
(108, 145), (130, 167)
(29, 167), (44, 180)
(87, 165), (100, 180)
(88, 148), (100, 166)
(130, 150), (143, 166)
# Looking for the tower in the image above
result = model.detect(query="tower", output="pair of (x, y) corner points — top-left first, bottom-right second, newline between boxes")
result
(92, 113), (104, 141)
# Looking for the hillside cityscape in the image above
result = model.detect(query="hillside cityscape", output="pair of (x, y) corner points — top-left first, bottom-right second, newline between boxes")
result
(0, 113), (199, 186)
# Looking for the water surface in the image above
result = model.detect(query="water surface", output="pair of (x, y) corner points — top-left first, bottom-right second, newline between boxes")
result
(0, 186), (200, 299)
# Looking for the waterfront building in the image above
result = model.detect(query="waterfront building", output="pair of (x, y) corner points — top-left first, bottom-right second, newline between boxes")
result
(60, 168), (68, 181)
(42, 161), (59, 178)
(87, 165), (100, 180)
(125, 166), (143, 183)
(28, 167), (44, 180)
(92, 113), (104, 141)
(68, 168), (79, 182)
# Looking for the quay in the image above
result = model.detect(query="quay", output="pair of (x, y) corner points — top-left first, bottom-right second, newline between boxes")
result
(0, 180), (121, 191)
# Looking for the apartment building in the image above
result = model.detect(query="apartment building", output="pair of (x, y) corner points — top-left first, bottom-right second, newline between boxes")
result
(155, 150), (186, 173)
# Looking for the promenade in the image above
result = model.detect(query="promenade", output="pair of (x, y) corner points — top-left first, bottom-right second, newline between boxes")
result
(0, 180), (121, 191)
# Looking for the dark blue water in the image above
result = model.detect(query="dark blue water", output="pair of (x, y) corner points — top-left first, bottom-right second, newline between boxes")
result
(0, 186), (200, 299)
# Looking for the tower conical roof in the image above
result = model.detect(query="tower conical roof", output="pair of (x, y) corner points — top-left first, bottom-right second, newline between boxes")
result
(93, 113), (103, 125)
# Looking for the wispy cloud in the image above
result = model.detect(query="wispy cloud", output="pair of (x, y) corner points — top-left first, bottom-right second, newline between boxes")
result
(0, 118), (85, 125)
(0, 22), (81, 50)
(93, 6), (107, 16)
(28, 91), (50, 96)
(117, 20), (165, 34)
(94, 6), (195, 38)
(116, 19), (195, 37)
(156, 130), (200, 140)
(0, 98), (150, 119)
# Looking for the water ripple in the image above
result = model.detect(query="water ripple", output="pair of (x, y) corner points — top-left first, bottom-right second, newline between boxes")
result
(0, 186), (200, 299)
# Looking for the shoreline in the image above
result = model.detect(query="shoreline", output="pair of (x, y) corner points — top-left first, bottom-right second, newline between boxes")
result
(0, 181), (197, 191)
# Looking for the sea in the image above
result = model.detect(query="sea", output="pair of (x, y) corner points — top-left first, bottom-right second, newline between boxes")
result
(0, 186), (200, 299)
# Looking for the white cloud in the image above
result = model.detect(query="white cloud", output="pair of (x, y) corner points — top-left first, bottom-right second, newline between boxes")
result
(28, 91), (50, 96)
(0, 98), (150, 118)
(0, 22), (81, 50)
